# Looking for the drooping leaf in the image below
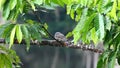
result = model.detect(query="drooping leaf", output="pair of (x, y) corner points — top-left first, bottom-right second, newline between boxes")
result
(90, 27), (98, 44)
(66, 4), (72, 15)
(75, 8), (82, 21)
(107, 0), (118, 21)
(16, 24), (22, 43)
(1, 24), (15, 44)
(9, 0), (17, 10)
(27, 24), (42, 41)
(0, 23), (11, 37)
(3, 3), (10, 20)
(105, 17), (112, 31)
(0, 0), (6, 9)
(108, 52), (117, 68)
(44, 23), (48, 29)
(73, 8), (88, 44)
(97, 51), (110, 68)
(99, 13), (105, 40)
(21, 25), (30, 50)
(9, 25), (17, 49)
(70, 9), (75, 19)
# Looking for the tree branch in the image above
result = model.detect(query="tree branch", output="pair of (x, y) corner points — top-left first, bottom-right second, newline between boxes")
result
(0, 39), (103, 53)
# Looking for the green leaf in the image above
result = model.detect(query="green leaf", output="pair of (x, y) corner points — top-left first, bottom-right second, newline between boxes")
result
(97, 52), (109, 68)
(105, 17), (111, 31)
(0, 23), (11, 37)
(66, 5), (72, 14)
(44, 23), (48, 29)
(107, 0), (118, 21)
(16, 24), (22, 43)
(0, 54), (12, 68)
(9, 25), (17, 49)
(70, 9), (75, 19)
(1, 24), (15, 44)
(9, 0), (17, 10)
(117, 56), (120, 65)
(21, 25), (30, 50)
(73, 8), (88, 44)
(118, 0), (120, 10)
(81, 13), (97, 43)
(34, 0), (43, 5)
(99, 13), (105, 40)
(66, 32), (72, 38)
(82, 13), (97, 32)
(108, 52), (117, 68)
(0, 0), (6, 9)
(18, 0), (23, 13)
(28, 24), (42, 41)
(90, 27), (98, 44)
(75, 8), (82, 21)
(28, 1), (35, 11)
(3, 3), (10, 20)
(0, 45), (21, 67)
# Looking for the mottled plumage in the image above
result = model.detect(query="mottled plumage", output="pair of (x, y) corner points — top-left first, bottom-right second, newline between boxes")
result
(54, 32), (67, 42)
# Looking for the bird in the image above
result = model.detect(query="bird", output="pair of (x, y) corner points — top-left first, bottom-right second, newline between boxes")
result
(54, 32), (67, 42)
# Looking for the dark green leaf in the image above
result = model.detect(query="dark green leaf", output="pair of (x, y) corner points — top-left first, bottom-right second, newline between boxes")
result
(108, 52), (117, 68)
(3, 3), (10, 20)
(21, 25), (30, 50)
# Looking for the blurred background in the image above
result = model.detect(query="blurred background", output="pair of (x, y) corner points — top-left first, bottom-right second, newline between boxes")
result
(13, 7), (98, 68)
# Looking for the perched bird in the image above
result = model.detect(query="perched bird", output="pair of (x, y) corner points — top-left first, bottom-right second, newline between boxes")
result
(54, 32), (67, 42)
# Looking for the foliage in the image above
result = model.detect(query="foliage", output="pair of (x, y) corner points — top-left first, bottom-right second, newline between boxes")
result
(0, 0), (120, 68)
(0, 45), (21, 68)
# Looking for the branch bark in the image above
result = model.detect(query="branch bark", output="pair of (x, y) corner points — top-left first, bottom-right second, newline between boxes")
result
(0, 39), (103, 53)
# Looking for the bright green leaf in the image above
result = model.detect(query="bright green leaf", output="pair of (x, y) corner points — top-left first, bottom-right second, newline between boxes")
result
(16, 24), (23, 43)
(44, 23), (48, 29)
(107, 0), (118, 21)
(66, 5), (72, 14)
(0, 0), (6, 10)
(9, 25), (17, 49)
(66, 32), (72, 38)
(73, 8), (88, 44)
(34, 0), (43, 5)
(70, 9), (75, 19)
(118, 0), (120, 10)
(9, 0), (17, 10)
(90, 27), (98, 44)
